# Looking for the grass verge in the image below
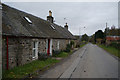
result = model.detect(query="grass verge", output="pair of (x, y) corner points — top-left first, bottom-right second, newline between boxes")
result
(3, 58), (60, 78)
(98, 44), (120, 58)
(80, 44), (86, 48)
(53, 52), (69, 58)
(3, 43), (87, 79)
(53, 43), (87, 58)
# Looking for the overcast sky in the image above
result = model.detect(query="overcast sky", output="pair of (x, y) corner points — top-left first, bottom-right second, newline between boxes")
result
(2, 2), (118, 36)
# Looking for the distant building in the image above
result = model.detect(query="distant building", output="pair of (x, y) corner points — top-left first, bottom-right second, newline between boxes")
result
(2, 4), (75, 70)
(106, 36), (120, 44)
(74, 35), (81, 47)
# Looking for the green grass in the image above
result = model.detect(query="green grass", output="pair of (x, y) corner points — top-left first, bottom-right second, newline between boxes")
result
(98, 44), (120, 58)
(54, 52), (69, 58)
(3, 58), (60, 78)
(80, 44), (86, 48)
(54, 44), (87, 58)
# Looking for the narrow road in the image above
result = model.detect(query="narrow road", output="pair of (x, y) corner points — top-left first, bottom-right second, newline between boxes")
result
(38, 43), (119, 78)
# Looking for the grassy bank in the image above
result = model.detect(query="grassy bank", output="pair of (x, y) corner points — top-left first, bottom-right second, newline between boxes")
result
(3, 58), (60, 78)
(53, 43), (87, 58)
(3, 43), (87, 79)
(80, 43), (86, 48)
(53, 52), (69, 58)
(98, 44), (120, 58)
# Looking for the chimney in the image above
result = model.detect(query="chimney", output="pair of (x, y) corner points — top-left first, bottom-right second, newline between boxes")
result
(47, 10), (54, 23)
(64, 23), (68, 30)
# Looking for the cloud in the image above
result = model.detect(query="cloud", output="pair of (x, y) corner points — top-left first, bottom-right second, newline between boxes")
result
(3, 2), (118, 36)
(2, 0), (119, 2)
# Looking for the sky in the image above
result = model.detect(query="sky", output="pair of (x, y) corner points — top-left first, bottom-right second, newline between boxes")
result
(2, 1), (119, 36)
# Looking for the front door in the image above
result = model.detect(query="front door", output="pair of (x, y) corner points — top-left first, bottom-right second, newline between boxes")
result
(46, 39), (52, 56)
(47, 39), (50, 56)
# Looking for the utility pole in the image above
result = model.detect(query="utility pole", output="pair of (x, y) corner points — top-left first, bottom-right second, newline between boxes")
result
(106, 22), (107, 28)
(106, 22), (108, 36)
(105, 22), (107, 45)
(79, 27), (80, 37)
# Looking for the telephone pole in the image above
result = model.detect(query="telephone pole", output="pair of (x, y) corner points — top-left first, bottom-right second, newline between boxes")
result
(106, 22), (107, 28)
(105, 22), (107, 45)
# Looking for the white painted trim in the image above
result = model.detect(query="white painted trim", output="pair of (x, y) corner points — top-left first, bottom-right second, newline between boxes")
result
(24, 17), (32, 23)
(69, 40), (70, 44)
(50, 39), (53, 56)
(46, 39), (48, 53)
(35, 42), (38, 59)
(57, 41), (60, 50)
(32, 41), (38, 60)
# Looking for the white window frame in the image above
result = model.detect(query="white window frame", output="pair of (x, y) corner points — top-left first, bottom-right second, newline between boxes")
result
(32, 41), (38, 60)
(24, 16), (32, 24)
(51, 25), (55, 29)
(69, 40), (70, 44)
(46, 39), (48, 53)
(50, 39), (53, 56)
(57, 41), (60, 50)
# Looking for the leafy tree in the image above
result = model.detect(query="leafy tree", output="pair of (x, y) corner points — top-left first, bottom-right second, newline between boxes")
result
(81, 34), (89, 42)
(104, 27), (120, 36)
(89, 34), (95, 43)
(94, 30), (105, 43)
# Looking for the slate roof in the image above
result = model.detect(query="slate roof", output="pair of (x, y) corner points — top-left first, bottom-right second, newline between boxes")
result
(2, 4), (75, 39)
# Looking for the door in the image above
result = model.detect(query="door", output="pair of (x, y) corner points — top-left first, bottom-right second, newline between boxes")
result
(46, 39), (52, 56)
(47, 39), (50, 56)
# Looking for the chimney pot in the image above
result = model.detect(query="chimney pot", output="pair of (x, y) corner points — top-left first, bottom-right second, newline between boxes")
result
(64, 23), (68, 30)
(47, 10), (54, 23)
(49, 10), (52, 16)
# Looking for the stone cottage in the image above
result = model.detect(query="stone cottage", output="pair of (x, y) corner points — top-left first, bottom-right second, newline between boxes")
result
(2, 4), (75, 70)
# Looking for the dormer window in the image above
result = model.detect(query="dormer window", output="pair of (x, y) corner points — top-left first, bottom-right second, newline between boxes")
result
(51, 25), (55, 29)
(24, 16), (32, 24)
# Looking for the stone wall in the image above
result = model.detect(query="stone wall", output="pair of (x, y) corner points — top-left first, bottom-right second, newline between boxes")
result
(2, 37), (71, 70)
(38, 39), (46, 54)
(2, 37), (7, 70)
(2, 37), (47, 70)
(52, 39), (70, 51)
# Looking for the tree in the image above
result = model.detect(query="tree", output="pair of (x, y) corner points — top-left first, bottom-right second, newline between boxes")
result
(94, 30), (105, 43)
(89, 34), (95, 43)
(81, 34), (89, 42)
(104, 26), (120, 36)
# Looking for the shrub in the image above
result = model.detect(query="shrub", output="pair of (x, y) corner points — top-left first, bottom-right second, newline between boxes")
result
(52, 50), (61, 57)
(65, 44), (72, 52)
(38, 53), (48, 60)
(70, 40), (75, 46)
(75, 45), (80, 48)
(109, 42), (120, 49)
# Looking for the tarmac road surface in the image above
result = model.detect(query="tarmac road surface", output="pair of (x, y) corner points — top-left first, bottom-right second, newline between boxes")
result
(38, 43), (119, 79)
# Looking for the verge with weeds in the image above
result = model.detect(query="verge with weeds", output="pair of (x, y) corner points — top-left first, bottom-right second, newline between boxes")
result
(3, 58), (60, 78)
(98, 44), (120, 58)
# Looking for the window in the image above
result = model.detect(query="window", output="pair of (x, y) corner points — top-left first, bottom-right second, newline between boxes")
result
(57, 41), (60, 50)
(24, 16), (32, 24)
(32, 41), (38, 60)
(51, 25), (55, 29)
